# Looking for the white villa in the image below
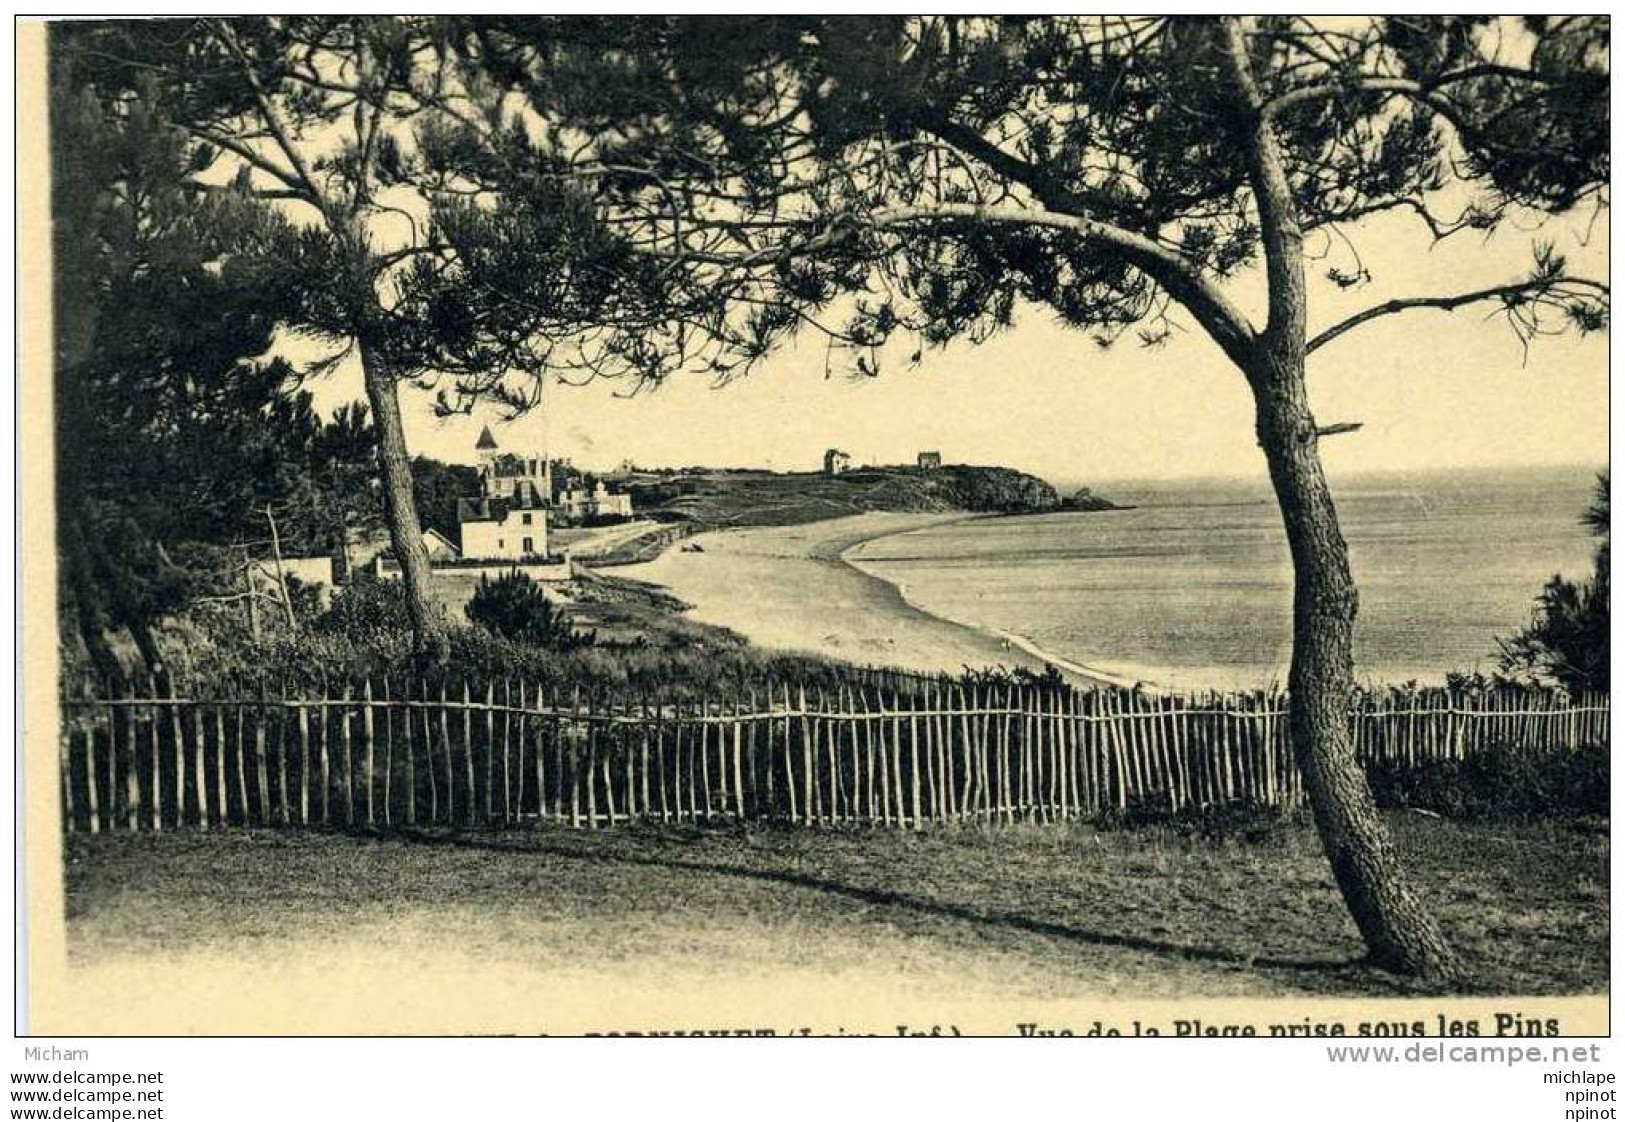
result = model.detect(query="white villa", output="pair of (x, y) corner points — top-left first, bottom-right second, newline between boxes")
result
(556, 478), (635, 521)
(457, 495), (548, 559)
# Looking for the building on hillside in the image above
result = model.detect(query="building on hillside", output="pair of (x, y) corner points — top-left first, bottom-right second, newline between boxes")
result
(602, 487), (635, 518)
(587, 479), (634, 519)
(554, 477), (635, 522)
(555, 483), (588, 521)
(823, 448), (852, 476)
(463, 425), (634, 541)
(371, 528), (463, 576)
(547, 453), (635, 524)
(917, 451), (943, 471)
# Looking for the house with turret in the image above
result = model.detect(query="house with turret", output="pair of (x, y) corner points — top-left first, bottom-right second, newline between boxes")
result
(457, 425), (551, 559)
(454, 426), (637, 557)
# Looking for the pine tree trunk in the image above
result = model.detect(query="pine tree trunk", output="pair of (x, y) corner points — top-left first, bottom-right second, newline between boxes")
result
(335, 513), (354, 584)
(1210, 15), (1458, 981)
(357, 337), (448, 664)
(126, 621), (164, 677)
(60, 515), (122, 680)
(1252, 356), (1460, 981)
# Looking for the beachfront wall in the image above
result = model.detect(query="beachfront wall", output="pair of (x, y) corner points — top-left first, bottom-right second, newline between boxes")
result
(56, 680), (1608, 833)
(372, 556), (573, 582)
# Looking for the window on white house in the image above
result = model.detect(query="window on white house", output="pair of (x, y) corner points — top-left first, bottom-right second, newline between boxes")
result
(523, 537), (534, 554)
(522, 512), (532, 525)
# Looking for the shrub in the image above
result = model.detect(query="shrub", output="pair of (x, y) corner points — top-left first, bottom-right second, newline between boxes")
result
(311, 575), (414, 647)
(1367, 742), (1609, 820)
(465, 570), (586, 649)
(959, 663), (1068, 691)
(1498, 472), (1609, 693)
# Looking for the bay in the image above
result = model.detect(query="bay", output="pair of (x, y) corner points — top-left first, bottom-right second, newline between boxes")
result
(845, 465), (1602, 690)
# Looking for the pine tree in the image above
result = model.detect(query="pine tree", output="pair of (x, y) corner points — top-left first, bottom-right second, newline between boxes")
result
(51, 45), (315, 675)
(1501, 473), (1609, 694)
(476, 15), (1607, 979)
(59, 18), (677, 662)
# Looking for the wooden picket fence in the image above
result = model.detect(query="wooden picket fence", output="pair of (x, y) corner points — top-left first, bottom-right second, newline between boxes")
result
(57, 679), (1609, 834)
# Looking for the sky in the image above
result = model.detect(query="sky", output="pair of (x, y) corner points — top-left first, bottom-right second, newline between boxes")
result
(300, 206), (1609, 492)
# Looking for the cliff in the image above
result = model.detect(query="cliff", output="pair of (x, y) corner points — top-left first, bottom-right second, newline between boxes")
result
(918, 465), (1064, 513)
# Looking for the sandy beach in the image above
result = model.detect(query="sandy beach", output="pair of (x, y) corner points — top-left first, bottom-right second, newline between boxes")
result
(625, 512), (1109, 685)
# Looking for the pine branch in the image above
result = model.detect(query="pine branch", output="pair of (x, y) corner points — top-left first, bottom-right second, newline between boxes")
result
(179, 123), (313, 204)
(863, 202), (1261, 368)
(1220, 17), (1308, 349)
(208, 20), (335, 219)
(1305, 276), (1609, 355)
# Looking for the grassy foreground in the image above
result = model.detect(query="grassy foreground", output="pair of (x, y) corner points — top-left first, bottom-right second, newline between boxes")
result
(62, 813), (1606, 999)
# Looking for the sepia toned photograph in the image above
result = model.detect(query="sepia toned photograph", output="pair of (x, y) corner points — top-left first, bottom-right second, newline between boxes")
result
(20, 14), (1609, 1037)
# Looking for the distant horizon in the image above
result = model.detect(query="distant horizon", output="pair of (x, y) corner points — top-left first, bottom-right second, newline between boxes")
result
(411, 431), (1605, 493)
(285, 192), (1605, 493)
(1066, 459), (1608, 492)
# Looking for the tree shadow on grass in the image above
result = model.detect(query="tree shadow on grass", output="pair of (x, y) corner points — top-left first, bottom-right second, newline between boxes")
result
(385, 827), (1430, 998)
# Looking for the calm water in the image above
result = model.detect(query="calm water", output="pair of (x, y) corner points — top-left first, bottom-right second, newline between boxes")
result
(848, 466), (1602, 690)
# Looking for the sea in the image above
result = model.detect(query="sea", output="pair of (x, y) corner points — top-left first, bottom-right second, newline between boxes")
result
(845, 465), (1603, 691)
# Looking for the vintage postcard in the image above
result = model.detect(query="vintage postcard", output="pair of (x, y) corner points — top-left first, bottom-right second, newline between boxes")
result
(19, 15), (1609, 1038)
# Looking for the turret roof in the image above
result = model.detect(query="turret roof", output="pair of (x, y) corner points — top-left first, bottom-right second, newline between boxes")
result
(475, 424), (499, 450)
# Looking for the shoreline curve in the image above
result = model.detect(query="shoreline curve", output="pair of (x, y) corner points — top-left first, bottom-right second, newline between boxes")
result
(621, 512), (1117, 687)
(838, 524), (1148, 690)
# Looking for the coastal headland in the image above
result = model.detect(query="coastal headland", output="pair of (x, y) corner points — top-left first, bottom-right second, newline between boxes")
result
(625, 463), (1071, 528)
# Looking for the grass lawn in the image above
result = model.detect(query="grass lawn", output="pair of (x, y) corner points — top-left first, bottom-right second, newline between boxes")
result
(61, 812), (1605, 1002)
